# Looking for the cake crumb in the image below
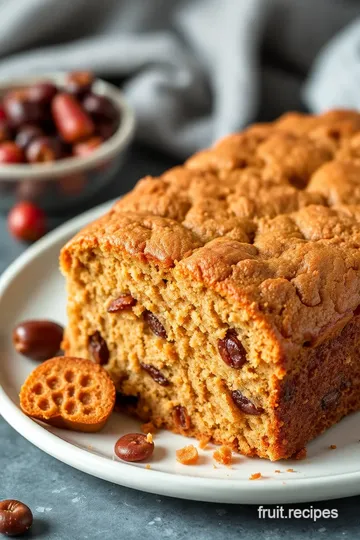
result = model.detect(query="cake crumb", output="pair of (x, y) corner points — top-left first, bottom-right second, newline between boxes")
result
(141, 422), (157, 435)
(274, 469), (281, 473)
(286, 468), (296, 473)
(176, 445), (199, 465)
(329, 444), (337, 450)
(145, 464), (151, 470)
(249, 472), (262, 480)
(293, 447), (307, 460)
(146, 433), (153, 444)
(213, 446), (232, 466)
(199, 437), (211, 450)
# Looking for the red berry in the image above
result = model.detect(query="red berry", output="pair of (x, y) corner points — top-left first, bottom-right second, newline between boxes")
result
(8, 202), (46, 242)
(0, 142), (24, 164)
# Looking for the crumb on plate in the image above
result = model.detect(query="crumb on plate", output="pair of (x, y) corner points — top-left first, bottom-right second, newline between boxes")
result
(213, 446), (232, 466)
(176, 445), (199, 465)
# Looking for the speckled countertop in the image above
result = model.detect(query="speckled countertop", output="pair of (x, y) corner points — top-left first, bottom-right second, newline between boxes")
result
(1, 145), (360, 539)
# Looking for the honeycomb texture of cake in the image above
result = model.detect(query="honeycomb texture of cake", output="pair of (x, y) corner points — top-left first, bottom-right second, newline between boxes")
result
(20, 357), (116, 432)
(60, 110), (360, 460)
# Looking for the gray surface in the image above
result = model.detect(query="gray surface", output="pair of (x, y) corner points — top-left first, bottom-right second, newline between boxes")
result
(0, 0), (359, 158)
(1, 147), (360, 538)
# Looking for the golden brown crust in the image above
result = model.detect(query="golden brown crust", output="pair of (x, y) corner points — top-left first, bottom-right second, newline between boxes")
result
(20, 357), (115, 432)
(60, 109), (360, 459)
(61, 110), (360, 347)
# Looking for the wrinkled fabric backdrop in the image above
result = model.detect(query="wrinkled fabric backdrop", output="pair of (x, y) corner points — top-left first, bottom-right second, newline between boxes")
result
(0, 0), (358, 158)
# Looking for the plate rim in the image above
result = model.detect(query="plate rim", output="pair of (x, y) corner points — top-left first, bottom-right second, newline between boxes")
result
(1, 199), (360, 504)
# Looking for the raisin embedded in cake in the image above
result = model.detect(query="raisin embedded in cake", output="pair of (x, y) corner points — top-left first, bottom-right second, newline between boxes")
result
(60, 109), (360, 460)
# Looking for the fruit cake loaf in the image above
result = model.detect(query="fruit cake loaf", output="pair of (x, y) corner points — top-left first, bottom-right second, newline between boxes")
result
(60, 110), (360, 460)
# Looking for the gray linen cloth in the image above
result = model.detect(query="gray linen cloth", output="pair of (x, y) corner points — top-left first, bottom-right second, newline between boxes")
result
(0, 0), (358, 158)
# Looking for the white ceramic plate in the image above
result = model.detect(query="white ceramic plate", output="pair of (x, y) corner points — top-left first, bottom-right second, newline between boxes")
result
(1, 201), (360, 504)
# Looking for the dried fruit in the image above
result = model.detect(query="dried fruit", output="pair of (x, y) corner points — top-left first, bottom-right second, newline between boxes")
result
(218, 329), (247, 369)
(73, 136), (102, 157)
(88, 331), (109, 365)
(13, 320), (64, 361)
(82, 93), (118, 121)
(4, 89), (45, 127)
(143, 310), (167, 338)
(114, 433), (154, 462)
(321, 389), (340, 410)
(28, 82), (57, 104)
(140, 362), (170, 386)
(231, 390), (263, 415)
(7, 201), (46, 242)
(173, 405), (191, 429)
(15, 125), (43, 150)
(66, 71), (94, 97)
(0, 142), (24, 163)
(26, 136), (63, 163)
(52, 93), (94, 143)
(107, 294), (137, 313)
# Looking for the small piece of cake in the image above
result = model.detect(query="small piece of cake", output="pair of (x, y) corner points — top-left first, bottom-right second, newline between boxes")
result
(20, 357), (115, 432)
(61, 110), (360, 460)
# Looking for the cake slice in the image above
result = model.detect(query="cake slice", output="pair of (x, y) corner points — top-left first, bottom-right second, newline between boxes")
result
(60, 110), (360, 460)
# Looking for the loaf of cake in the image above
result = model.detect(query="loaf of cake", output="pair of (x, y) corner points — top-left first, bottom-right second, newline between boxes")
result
(60, 110), (360, 460)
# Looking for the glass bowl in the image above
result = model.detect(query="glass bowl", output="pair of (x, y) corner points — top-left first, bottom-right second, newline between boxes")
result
(0, 73), (135, 212)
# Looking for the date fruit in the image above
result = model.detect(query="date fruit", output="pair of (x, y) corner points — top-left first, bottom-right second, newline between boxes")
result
(52, 93), (94, 143)
(13, 320), (64, 361)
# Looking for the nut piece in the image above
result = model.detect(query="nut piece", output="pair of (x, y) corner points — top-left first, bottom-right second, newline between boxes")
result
(13, 320), (64, 361)
(218, 329), (247, 369)
(321, 389), (340, 410)
(143, 310), (167, 338)
(176, 445), (199, 465)
(231, 390), (263, 415)
(52, 93), (94, 143)
(114, 433), (154, 462)
(0, 499), (33, 537)
(107, 294), (137, 313)
(140, 362), (170, 386)
(213, 446), (232, 465)
(88, 331), (109, 365)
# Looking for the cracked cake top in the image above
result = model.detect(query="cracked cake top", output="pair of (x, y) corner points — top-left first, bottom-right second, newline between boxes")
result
(61, 110), (360, 346)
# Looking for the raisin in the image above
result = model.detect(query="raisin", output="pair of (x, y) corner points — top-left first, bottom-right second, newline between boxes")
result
(107, 294), (136, 313)
(174, 405), (191, 429)
(143, 310), (167, 338)
(140, 362), (170, 386)
(231, 390), (263, 415)
(218, 329), (247, 369)
(321, 389), (340, 410)
(88, 331), (109, 365)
